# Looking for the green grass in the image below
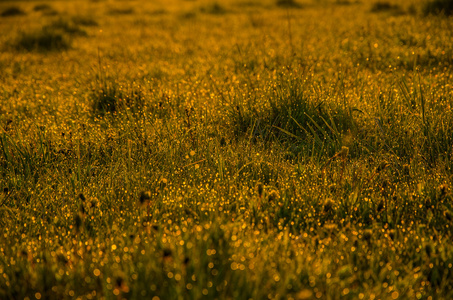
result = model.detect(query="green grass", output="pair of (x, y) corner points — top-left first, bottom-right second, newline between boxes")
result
(0, 0), (453, 299)
(423, 0), (453, 16)
(1, 6), (26, 17)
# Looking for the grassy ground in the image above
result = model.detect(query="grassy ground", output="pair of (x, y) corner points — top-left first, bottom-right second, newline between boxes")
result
(0, 0), (452, 299)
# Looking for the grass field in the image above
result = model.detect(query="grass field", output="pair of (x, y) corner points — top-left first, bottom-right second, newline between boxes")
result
(0, 0), (452, 299)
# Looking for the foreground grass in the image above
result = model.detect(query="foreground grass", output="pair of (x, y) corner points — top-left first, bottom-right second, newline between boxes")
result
(0, 0), (452, 299)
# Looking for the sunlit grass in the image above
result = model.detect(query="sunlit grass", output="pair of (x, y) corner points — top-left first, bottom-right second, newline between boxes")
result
(0, 0), (452, 299)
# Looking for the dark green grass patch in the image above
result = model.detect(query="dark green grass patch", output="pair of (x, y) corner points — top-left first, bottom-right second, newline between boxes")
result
(276, 0), (302, 8)
(91, 78), (145, 116)
(33, 4), (53, 12)
(107, 7), (135, 15)
(1, 6), (25, 17)
(13, 28), (71, 52)
(10, 19), (88, 52)
(225, 75), (355, 157)
(72, 15), (99, 27)
(44, 19), (87, 36)
(370, 2), (403, 13)
(423, 0), (453, 16)
(200, 2), (227, 15)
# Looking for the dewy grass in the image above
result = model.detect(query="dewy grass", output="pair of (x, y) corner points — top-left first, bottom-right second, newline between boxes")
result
(0, 0), (453, 299)
(1, 6), (26, 17)
(12, 24), (75, 52)
(44, 19), (88, 36)
(91, 77), (145, 115)
(423, 0), (453, 16)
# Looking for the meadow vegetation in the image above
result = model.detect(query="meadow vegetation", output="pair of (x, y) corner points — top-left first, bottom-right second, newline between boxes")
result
(0, 0), (452, 299)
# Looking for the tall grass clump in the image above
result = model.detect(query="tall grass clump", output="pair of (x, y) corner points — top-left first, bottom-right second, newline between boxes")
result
(423, 0), (453, 16)
(13, 28), (71, 52)
(44, 19), (87, 36)
(200, 2), (227, 14)
(91, 77), (145, 116)
(276, 0), (302, 8)
(269, 77), (354, 156)
(1, 6), (26, 17)
(33, 4), (58, 16)
(10, 19), (87, 52)
(226, 74), (354, 157)
(370, 2), (403, 13)
(107, 7), (135, 15)
(33, 4), (53, 12)
(72, 15), (99, 27)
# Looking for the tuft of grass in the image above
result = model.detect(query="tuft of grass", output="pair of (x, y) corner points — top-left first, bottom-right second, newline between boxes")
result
(225, 75), (354, 157)
(11, 19), (88, 52)
(370, 2), (402, 13)
(91, 78), (145, 115)
(44, 19), (87, 36)
(107, 7), (135, 15)
(276, 0), (302, 8)
(72, 15), (99, 27)
(1, 6), (26, 17)
(13, 28), (71, 52)
(33, 4), (53, 12)
(200, 2), (227, 14)
(423, 0), (453, 16)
